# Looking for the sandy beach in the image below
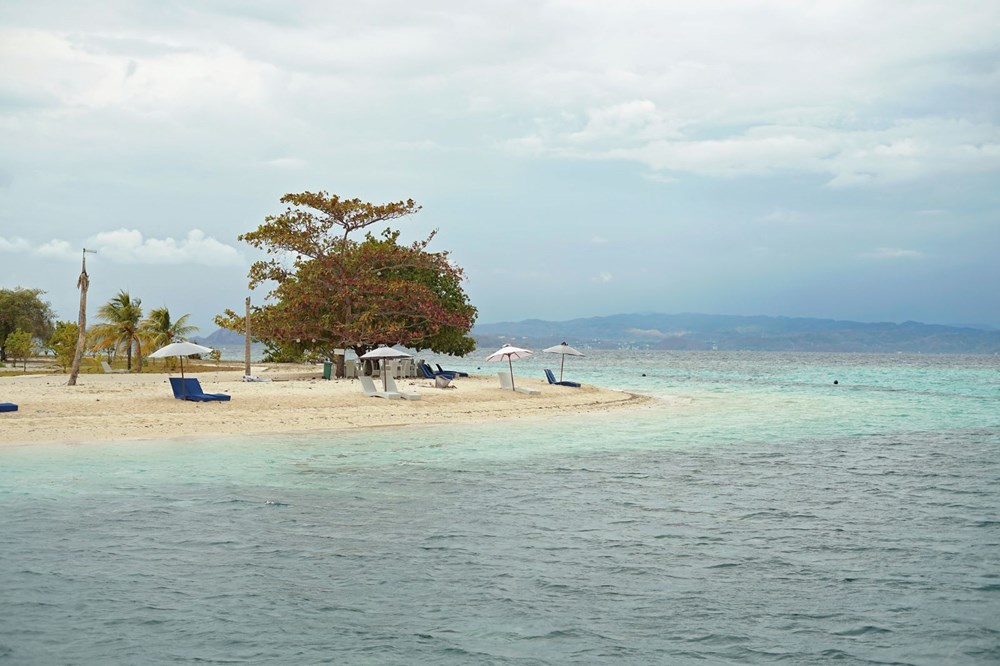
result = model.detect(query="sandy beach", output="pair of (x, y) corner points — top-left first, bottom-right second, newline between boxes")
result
(0, 364), (651, 447)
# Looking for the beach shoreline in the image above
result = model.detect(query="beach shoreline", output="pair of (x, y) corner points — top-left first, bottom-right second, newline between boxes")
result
(0, 364), (653, 447)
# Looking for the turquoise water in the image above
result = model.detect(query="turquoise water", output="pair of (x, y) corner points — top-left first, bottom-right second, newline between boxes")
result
(1, 352), (998, 664)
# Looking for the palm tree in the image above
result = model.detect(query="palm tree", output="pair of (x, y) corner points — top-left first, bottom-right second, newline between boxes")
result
(92, 290), (144, 371)
(141, 307), (198, 368)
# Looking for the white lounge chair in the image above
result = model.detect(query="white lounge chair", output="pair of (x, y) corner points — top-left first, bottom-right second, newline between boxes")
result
(385, 375), (421, 400)
(497, 371), (540, 395)
(101, 360), (127, 374)
(359, 374), (402, 399)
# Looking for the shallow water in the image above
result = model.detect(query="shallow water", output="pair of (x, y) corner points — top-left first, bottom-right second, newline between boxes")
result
(2, 352), (998, 664)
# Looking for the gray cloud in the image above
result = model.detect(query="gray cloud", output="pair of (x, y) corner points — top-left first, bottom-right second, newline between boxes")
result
(1, 0), (998, 328)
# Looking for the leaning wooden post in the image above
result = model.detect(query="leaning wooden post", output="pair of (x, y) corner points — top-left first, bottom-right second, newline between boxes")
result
(67, 249), (95, 386)
(244, 296), (251, 377)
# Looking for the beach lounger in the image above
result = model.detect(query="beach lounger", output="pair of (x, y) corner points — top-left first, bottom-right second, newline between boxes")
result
(169, 377), (231, 402)
(417, 362), (454, 386)
(544, 368), (581, 388)
(436, 363), (469, 377)
(0, 402), (17, 413)
(497, 371), (540, 395)
(101, 360), (127, 374)
(385, 375), (422, 400)
(359, 375), (402, 399)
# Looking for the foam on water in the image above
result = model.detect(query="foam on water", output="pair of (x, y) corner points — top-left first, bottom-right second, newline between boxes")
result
(1, 352), (998, 664)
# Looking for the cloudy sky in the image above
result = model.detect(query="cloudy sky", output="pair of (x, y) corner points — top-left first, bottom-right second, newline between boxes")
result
(2, 0), (999, 333)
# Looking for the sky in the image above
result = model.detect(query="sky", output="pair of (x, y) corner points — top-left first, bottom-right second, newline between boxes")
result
(2, 0), (999, 334)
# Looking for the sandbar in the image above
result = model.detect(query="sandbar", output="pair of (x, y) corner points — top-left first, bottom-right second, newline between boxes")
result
(0, 364), (652, 447)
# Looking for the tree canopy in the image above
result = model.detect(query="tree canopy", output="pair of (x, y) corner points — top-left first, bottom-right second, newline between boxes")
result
(48, 321), (80, 371)
(0, 287), (55, 362)
(217, 191), (477, 358)
(92, 290), (144, 371)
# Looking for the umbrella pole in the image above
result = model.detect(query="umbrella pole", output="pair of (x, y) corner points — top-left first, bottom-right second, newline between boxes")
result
(508, 356), (515, 391)
(560, 355), (565, 382)
(180, 356), (185, 379)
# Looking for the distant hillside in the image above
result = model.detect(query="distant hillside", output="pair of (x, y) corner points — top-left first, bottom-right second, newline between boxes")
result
(193, 328), (246, 346)
(472, 313), (1000, 354)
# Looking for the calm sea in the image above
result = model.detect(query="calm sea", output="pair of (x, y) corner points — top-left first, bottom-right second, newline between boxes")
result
(1, 351), (998, 665)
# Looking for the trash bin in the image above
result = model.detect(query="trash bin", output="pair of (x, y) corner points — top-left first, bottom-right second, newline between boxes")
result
(322, 360), (332, 380)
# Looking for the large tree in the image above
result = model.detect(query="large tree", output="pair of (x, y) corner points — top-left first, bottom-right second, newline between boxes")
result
(0, 287), (55, 362)
(92, 290), (144, 371)
(216, 191), (476, 358)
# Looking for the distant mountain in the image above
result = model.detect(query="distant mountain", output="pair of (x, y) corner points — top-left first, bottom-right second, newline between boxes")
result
(472, 313), (1000, 354)
(193, 328), (246, 346)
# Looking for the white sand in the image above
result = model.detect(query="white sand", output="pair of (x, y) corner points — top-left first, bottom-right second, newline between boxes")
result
(0, 364), (651, 447)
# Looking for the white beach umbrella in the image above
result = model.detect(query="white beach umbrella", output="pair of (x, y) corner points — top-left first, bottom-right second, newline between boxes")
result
(485, 344), (534, 391)
(542, 341), (585, 382)
(360, 346), (413, 391)
(148, 341), (214, 378)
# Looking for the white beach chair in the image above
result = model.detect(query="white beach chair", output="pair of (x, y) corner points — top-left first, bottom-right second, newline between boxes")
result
(385, 375), (421, 400)
(359, 374), (402, 399)
(101, 360), (127, 374)
(497, 371), (540, 395)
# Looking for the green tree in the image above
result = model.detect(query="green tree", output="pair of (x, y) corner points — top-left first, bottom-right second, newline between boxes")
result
(5, 329), (33, 372)
(92, 290), (144, 371)
(216, 191), (476, 358)
(141, 307), (198, 370)
(48, 321), (80, 371)
(142, 307), (197, 347)
(0, 287), (55, 362)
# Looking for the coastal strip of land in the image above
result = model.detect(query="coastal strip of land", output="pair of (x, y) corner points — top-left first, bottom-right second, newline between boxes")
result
(0, 365), (653, 447)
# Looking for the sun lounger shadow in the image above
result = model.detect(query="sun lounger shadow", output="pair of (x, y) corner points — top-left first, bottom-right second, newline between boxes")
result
(169, 377), (231, 401)
(0, 402), (18, 413)
(544, 368), (581, 387)
(385, 375), (421, 400)
(359, 374), (402, 399)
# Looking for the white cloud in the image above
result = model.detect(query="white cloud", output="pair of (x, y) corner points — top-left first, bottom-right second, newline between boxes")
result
(86, 229), (243, 266)
(0, 236), (31, 252)
(759, 208), (800, 224)
(0, 230), (243, 266)
(515, 115), (1000, 186)
(569, 100), (680, 147)
(34, 239), (78, 260)
(594, 271), (614, 283)
(861, 248), (924, 260)
(263, 157), (307, 169)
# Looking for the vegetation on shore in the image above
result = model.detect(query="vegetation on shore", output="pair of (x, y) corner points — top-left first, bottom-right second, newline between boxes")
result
(0, 286), (201, 374)
(215, 191), (477, 361)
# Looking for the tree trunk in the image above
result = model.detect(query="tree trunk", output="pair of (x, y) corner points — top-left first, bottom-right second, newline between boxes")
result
(67, 256), (90, 386)
(244, 296), (251, 377)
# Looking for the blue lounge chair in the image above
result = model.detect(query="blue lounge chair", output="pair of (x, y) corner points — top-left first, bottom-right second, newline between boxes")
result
(169, 377), (231, 402)
(436, 363), (469, 377)
(418, 362), (455, 381)
(0, 402), (18, 412)
(544, 368), (581, 388)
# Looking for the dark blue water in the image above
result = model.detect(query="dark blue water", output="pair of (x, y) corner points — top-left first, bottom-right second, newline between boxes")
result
(2, 352), (999, 664)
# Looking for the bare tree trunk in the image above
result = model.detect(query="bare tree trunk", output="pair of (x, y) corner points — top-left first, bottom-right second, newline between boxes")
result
(244, 296), (251, 377)
(67, 251), (91, 386)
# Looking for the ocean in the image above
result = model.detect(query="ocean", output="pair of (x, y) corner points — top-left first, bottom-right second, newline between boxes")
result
(1, 351), (998, 664)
